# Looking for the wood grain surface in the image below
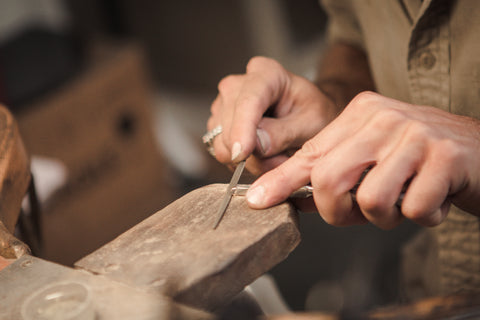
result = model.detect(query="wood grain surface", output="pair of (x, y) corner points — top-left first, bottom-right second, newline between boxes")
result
(0, 255), (213, 320)
(75, 184), (300, 311)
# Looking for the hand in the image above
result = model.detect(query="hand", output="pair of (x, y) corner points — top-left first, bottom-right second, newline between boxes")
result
(207, 56), (338, 175)
(246, 92), (480, 229)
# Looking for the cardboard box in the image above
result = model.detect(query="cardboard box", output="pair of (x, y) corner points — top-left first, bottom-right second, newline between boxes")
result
(17, 44), (175, 265)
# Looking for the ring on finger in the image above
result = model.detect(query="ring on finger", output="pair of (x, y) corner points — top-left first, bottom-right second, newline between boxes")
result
(202, 125), (223, 156)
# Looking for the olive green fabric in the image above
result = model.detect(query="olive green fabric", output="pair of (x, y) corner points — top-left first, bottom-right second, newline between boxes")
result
(320, 0), (480, 297)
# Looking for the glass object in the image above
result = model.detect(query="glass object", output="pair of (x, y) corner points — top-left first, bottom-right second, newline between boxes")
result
(21, 282), (94, 320)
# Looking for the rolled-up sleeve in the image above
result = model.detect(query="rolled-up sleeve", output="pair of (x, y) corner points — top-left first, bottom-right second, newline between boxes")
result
(320, 0), (364, 49)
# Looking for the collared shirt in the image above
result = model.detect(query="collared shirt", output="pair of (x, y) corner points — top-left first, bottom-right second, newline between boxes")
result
(320, 0), (480, 298)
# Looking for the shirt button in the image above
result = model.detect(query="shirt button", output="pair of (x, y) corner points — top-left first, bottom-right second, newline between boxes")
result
(419, 50), (436, 70)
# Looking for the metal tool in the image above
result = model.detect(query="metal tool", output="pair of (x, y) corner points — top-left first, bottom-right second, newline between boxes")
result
(232, 184), (314, 198)
(214, 166), (405, 228)
(213, 160), (246, 229)
(232, 181), (405, 207)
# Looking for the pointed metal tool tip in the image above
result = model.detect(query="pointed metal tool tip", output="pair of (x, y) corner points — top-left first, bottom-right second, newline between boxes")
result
(212, 160), (246, 229)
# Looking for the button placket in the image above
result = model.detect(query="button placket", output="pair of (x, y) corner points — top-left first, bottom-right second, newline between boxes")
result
(418, 50), (436, 70)
(407, 3), (450, 109)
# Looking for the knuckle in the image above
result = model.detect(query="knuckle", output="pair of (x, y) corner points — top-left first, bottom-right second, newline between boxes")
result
(402, 203), (445, 226)
(362, 108), (408, 133)
(402, 204), (428, 222)
(318, 205), (354, 227)
(311, 165), (328, 189)
(210, 96), (220, 115)
(402, 208), (422, 223)
(375, 108), (407, 124)
(356, 189), (384, 214)
(349, 91), (379, 109)
(300, 139), (322, 158)
(404, 121), (432, 141)
(217, 75), (239, 93)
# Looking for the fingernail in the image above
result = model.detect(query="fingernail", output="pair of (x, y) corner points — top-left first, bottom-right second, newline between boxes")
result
(247, 185), (265, 206)
(256, 128), (271, 155)
(231, 142), (242, 161)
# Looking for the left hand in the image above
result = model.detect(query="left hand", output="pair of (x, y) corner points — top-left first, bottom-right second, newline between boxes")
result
(246, 92), (480, 229)
(206, 57), (337, 175)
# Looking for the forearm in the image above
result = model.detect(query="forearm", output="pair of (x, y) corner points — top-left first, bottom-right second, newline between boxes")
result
(315, 42), (376, 110)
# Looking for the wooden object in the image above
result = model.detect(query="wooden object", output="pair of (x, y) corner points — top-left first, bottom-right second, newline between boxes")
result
(0, 105), (30, 259)
(75, 184), (300, 311)
(0, 255), (213, 319)
(0, 105), (30, 233)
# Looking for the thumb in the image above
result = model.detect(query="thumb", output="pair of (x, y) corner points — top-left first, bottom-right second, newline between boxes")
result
(255, 116), (322, 157)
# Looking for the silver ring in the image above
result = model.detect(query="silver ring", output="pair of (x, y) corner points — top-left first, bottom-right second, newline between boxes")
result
(202, 125), (222, 156)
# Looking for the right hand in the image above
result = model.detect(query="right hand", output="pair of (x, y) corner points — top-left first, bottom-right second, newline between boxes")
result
(207, 56), (338, 175)
(246, 92), (480, 229)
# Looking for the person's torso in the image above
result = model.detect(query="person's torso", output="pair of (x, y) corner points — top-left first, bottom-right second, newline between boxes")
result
(326, 0), (480, 297)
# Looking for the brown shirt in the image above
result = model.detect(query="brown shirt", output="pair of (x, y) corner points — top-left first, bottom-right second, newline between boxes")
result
(320, 0), (480, 297)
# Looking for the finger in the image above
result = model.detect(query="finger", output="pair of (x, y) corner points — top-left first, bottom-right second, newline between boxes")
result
(255, 113), (324, 157)
(213, 74), (245, 161)
(208, 95), (222, 128)
(245, 109), (376, 210)
(309, 143), (373, 227)
(402, 155), (452, 227)
(355, 138), (426, 229)
(210, 91), (243, 163)
(212, 131), (231, 163)
(206, 106), (231, 164)
(308, 110), (413, 228)
(246, 145), (318, 209)
(244, 92), (398, 210)
(206, 95), (230, 162)
(229, 57), (290, 161)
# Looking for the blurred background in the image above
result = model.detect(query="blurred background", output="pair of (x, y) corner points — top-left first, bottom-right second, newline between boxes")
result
(0, 0), (419, 314)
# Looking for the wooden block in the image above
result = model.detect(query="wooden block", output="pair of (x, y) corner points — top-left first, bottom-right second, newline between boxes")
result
(75, 184), (300, 311)
(0, 256), (213, 320)
(0, 105), (30, 233)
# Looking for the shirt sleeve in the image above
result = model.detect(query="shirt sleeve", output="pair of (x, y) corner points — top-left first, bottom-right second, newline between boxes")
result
(319, 0), (364, 49)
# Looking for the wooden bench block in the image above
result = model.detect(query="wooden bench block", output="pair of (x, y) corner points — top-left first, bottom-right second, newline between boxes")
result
(0, 256), (213, 320)
(75, 184), (300, 311)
